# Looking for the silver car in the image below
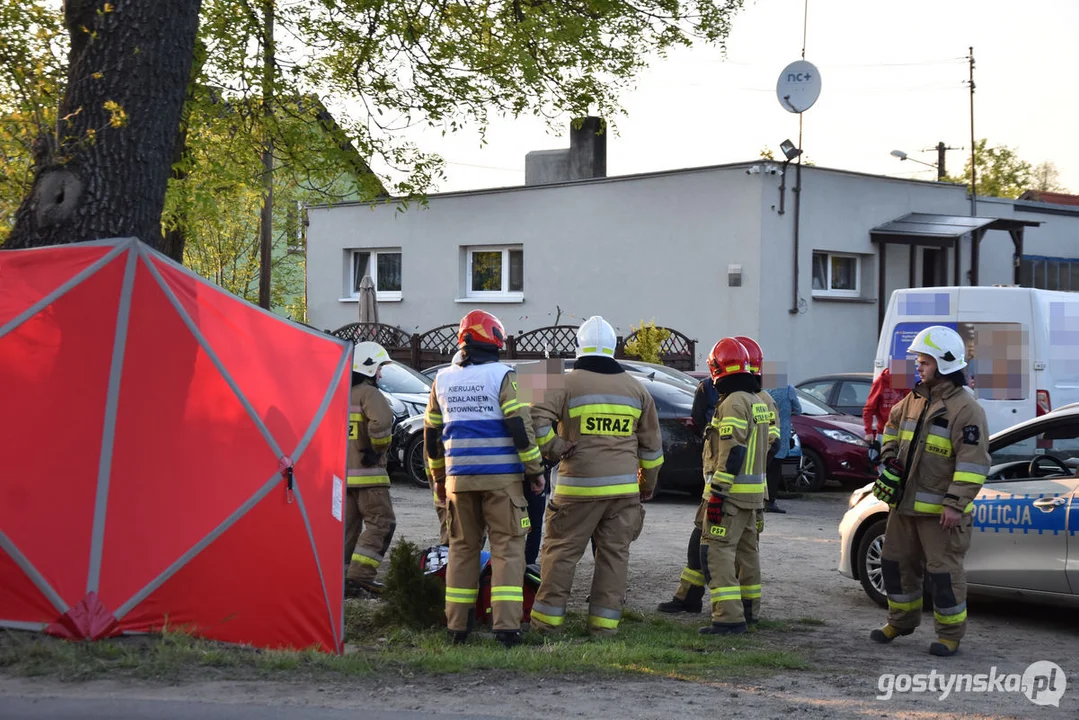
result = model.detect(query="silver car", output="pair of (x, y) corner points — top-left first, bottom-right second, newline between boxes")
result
(839, 403), (1079, 608)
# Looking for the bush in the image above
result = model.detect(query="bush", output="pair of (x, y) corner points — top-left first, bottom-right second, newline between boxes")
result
(373, 539), (446, 630)
(623, 320), (670, 365)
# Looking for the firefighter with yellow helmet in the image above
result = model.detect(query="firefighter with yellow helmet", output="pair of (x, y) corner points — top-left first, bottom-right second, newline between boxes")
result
(344, 341), (396, 596)
(528, 316), (663, 636)
(424, 310), (544, 647)
(871, 325), (989, 657)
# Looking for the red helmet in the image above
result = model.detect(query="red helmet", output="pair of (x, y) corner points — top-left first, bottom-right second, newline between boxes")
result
(707, 338), (751, 381)
(733, 336), (763, 375)
(458, 310), (506, 350)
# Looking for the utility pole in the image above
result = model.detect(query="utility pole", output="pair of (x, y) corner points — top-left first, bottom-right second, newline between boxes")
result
(968, 46), (977, 216)
(927, 141), (962, 181)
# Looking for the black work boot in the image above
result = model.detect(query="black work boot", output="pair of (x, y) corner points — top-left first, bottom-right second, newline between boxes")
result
(699, 621), (747, 636)
(345, 578), (385, 598)
(765, 501), (786, 514)
(743, 600), (759, 625)
(657, 585), (704, 614)
(448, 630), (470, 645)
(495, 630), (522, 648)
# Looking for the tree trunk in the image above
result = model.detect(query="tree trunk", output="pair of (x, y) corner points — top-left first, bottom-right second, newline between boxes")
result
(257, 0), (275, 310)
(4, 0), (203, 251)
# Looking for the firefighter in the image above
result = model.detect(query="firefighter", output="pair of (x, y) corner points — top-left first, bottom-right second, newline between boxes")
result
(732, 336), (779, 625)
(870, 325), (989, 657)
(427, 350), (466, 547)
(344, 341), (396, 597)
(528, 316), (663, 637)
(424, 310), (544, 648)
(698, 337), (772, 635)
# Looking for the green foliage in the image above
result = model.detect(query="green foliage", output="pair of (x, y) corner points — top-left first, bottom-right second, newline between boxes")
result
(0, 2), (65, 236)
(372, 539), (447, 630)
(759, 147), (774, 160)
(624, 320), (670, 364)
(943, 138), (1034, 199)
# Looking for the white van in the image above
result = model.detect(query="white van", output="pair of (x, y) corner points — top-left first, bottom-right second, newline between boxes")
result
(874, 286), (1079, 436)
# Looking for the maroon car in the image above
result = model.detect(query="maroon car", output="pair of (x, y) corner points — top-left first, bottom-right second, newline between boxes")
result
(789, 390), (877, 492)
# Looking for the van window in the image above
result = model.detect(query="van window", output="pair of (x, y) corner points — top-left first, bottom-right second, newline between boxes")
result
(962, 322), (1028, 401)
(888, 321), (1028, 400)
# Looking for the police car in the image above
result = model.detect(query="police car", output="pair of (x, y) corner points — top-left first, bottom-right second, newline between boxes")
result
(838, 403), (1079, 608)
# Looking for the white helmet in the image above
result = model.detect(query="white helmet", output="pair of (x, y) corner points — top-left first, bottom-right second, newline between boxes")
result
(353, 341), (391, 377)
(575, 316), (617, 358)
(907, 325), (967, 375)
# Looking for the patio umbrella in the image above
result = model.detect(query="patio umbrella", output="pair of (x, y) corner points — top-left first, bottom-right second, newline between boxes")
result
(357, 274), (378, 341)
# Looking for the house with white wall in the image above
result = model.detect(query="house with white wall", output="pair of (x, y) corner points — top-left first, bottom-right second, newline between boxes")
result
(304, 120), (1079, 382)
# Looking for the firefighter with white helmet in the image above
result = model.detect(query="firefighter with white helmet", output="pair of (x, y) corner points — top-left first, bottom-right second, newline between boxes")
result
(425, 310), (544, 647)
(344, 341), (396, 596)
(871, 325), (990, 657)
(528, 316), (663, 636)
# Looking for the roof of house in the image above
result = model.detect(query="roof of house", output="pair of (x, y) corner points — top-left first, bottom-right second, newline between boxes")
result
(1017, 190), (1079, 206)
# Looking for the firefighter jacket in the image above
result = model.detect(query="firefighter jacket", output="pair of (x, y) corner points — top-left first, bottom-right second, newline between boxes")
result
(880, 380), (991, 516)
(424, 361), (543, 493)
(705, 390), (773, 509)
(346, 381), (394, 487)
(863, 368), (912, 436)
(701, 390), (779, 502)
(530, 368), (664, 501)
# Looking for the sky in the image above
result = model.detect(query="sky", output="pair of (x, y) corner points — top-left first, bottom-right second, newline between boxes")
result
(366, 0), (1079, 195)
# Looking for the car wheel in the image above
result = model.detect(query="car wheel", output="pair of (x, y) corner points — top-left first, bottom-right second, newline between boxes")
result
(857, 517), (888, 608)
(787, 448), (826, 492)
(404, 435), (429, 489)
(856, 516), (935, 612)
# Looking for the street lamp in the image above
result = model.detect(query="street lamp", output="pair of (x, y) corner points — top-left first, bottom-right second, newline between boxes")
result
(890, 149), (942, 179)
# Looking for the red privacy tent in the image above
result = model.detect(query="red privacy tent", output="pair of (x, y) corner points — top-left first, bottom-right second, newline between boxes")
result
(0, 237), (350, 653)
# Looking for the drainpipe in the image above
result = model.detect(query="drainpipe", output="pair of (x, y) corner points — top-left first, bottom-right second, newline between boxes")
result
(789, 158), (802, 314)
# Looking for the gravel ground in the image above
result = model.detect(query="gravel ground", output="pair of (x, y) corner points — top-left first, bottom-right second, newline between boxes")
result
(4, 479), (1077, 719)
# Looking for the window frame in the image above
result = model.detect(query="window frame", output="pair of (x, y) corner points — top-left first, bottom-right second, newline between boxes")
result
(811, 251), (861, 298)
(349, 248), (402, 301)
(464, 245), (524, 299)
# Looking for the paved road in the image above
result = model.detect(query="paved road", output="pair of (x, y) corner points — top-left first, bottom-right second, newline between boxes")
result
(0, 698), (506, 720)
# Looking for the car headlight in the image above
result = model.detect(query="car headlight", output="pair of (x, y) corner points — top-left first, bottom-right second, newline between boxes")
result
(820, 428), (868, 446)
(849, 486), (871, 508)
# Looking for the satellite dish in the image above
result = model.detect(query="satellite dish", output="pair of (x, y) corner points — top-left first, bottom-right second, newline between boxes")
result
(776, 60), (821, 114)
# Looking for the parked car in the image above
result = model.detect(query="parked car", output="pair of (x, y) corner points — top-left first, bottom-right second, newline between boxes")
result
(788, 390), (876, 492)
(838, 403), (1079, 609)
(368, 360), (433, 474)
(400, 359), (705, 494)
(795, 372), (874, 417)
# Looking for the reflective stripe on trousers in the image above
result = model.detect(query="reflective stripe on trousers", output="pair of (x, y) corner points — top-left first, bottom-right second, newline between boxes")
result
(554, 473), (639, 498)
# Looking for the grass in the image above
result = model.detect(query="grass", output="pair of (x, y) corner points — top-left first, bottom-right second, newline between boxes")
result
(0, 608), (810, 684)
(0, 542), (815, 684)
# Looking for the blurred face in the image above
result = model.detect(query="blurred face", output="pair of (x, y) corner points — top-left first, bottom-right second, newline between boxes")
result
(915, 354), (938, 385)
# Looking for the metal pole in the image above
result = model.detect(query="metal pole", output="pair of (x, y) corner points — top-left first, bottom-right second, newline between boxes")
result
(937, 141), (946, 180)
(968, 47), (977, 217)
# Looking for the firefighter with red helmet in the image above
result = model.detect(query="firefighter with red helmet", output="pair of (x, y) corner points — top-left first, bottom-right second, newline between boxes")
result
(344, 341), (396, 597)
(695, 338), (774, 634)
(424, 310), (544, 647)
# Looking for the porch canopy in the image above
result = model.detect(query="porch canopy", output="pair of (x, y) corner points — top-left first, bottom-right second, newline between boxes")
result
(870, 212), (1041, 327)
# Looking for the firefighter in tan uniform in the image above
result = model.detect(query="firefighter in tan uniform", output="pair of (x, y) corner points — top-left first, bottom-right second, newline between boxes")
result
(657, 337), (777, 625)
(871, 325), (990, 657)
(344, 342), (396, 597)
(528, 316), (663, 636)
(424, 310), (544, 648)
(732, 336), (779, 625)
(698, 338), (772, 635)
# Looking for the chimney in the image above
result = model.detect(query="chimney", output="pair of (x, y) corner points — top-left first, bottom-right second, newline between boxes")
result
(525, 116), (607, 186)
